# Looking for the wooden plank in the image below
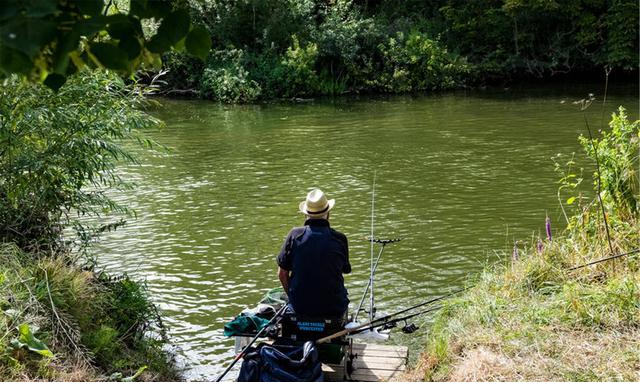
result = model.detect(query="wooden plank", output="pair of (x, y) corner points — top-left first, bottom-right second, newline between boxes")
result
(351, 343), (406, 351)
(353, 359), (406, 371)
(350, 368), (404, 380)
(323, 343), (408, 382)
(323, 364), (345, 381)
(353, 349), (407, 358)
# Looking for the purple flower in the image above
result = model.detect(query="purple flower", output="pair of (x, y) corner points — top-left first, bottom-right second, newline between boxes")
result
(537, 239), (544, 253)
(545, 216), (552, 241)
(512, 243), (519, 261)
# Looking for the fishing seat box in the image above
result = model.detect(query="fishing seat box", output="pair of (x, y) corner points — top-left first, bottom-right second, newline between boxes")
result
(279, 312), (349, 365)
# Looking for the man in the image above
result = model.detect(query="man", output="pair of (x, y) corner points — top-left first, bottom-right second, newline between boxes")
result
(277, 189), (351, 318)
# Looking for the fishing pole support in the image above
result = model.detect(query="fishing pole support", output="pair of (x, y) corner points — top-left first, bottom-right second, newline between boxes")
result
(353, 237), (403, 322)
(367, 237), (402, 244)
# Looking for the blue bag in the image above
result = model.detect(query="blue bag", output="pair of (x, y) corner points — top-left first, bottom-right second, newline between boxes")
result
(237, 341), (323, 382)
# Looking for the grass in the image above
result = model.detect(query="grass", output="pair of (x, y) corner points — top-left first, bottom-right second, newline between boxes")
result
(403, 108), (639, 382)
(404, 222), (639, 382)
(0, 244), (181, 382)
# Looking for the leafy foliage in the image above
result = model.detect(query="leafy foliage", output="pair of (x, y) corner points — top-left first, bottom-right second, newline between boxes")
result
(160, 0), (638, 100)
(0, 71), (161, 253)
(0, 244), (177, 381)
(579, 107), (640, 222)
(376, 31), (471, 92)
(0, 0), (212, 89)
(439, 0), (639, 77)
(199, 49), (262, 102)
(269, 36), (320, 98)
(10, 324), (54, 358)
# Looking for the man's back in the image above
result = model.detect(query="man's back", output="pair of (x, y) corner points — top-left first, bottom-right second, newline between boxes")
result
(277, 219), (350, 317)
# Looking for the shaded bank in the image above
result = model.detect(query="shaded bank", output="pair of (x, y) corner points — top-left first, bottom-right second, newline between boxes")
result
(159, 0), (638, 102)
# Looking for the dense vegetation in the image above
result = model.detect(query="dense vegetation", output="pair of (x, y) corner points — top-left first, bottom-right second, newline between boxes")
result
(409, 108), (639, 381)
(0, 72), (179, 381)
(0, 0), (210, 90)
(160, 0), (638, 102)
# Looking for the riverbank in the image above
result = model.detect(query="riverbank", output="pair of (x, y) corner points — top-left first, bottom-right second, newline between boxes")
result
(403, 108), (639, 381)
(0, 72), (182, 382)
(157, 1), (637, 103)
(406, 235), (639, 381)
(0, 244), (181, 382)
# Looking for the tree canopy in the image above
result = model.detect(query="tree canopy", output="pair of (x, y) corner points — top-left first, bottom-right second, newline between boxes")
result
(0, 0), (211, 90)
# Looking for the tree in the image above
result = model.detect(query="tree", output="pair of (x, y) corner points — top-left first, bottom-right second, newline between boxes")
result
(0, 0), (211, 90)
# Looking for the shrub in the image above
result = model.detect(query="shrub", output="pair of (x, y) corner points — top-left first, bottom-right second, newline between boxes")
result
(199, 50), (262, 102)
(161, 51), (205, 92)
(0, 71), (161, 254)
(579, 107), (640, 222)
(276, 36), (320, 97)
(377, 31), (471, 92)
(313, 0), (383, 94)
(0, 244), (176, 381)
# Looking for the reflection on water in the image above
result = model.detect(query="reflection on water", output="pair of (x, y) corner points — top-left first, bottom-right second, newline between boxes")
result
(95, 85), (637, 380)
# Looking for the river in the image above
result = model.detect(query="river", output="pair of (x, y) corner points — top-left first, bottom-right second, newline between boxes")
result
(96, 84), (637, 380)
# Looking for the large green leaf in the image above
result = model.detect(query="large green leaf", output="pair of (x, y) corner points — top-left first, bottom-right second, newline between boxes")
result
(11, 323), (54, 358)
(129, 0), (148, 17)
(146, 2), (172, 18)
(76, 0), (104, 16)
(185, 26), (211, 60)
(0, 45), (32, 75)
(146, 33), (171, 54)
(90, 43), (130, 71)
(156, 9), (190, 45)
(24, 0), (58, 18)
(107, 14), (135, 39)
(118, 35), (142, 59)
(0, 17), (56, 58)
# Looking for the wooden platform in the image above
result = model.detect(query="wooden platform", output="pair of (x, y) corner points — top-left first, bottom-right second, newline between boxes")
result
(323, 343), (408, 382)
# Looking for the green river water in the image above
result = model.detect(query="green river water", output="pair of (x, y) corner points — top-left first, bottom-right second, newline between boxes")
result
(96, 84), (637, 380)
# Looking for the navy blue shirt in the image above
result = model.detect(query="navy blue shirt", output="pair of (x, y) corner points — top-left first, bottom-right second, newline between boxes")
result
(277, 219), (350, 317)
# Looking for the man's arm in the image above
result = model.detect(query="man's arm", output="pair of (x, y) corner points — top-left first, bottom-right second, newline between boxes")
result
(278, 267), (290, 294)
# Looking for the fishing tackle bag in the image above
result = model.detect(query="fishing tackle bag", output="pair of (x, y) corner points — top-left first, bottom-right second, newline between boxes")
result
(237, 341), (323, 382)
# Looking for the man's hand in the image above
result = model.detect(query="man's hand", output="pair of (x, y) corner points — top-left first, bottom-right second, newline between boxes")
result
(278, 267), (290, 295)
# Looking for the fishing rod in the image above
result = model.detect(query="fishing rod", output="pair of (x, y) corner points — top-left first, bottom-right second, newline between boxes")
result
(214, 304), (287, 382)
(369, 171), (376, 324)
(568, 248), (640, 271)
(354, 171), (403, 324)
(350, 305), (443, 336)
(319, 287), (469, 344)
(353, 237), (402, 322)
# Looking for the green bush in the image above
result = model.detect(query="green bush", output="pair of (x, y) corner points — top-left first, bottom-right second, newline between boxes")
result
(0, 71), (161, 253)
(377, 31), (471, 92)
(313, 0), (383, 94)
(274, 36), (320, 98)
(199, 50), (262, 102)
(0, 71), (178, 380)
(162, 51), (205, 92)
(579, 107), (640, 222)
(0, 244), (176, 381)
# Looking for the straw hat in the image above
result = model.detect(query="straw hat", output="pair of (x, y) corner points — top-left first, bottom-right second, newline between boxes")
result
(299, 189), (335, 216)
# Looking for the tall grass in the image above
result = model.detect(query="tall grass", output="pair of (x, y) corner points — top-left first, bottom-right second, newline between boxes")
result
(412, 108), (639, 382)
